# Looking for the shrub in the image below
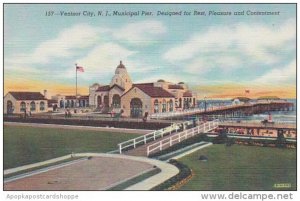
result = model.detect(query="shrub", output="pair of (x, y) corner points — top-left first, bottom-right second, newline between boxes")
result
(151, 159), (192, 191)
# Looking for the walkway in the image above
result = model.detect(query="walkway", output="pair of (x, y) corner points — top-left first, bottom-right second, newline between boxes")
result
(4, 122), (153, 134)
(4, 153), (179, 191)
(123, 131), (180, 157)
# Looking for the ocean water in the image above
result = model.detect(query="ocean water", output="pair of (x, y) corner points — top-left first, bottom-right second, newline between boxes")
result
(197, 99), (296, 124)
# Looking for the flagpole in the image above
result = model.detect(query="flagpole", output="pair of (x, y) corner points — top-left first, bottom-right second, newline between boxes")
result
(75, 63), (77, 108)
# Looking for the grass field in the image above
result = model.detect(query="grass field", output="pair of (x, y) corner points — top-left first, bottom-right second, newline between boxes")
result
(178, 144), (296, 190)
(4, 125), (140, 169)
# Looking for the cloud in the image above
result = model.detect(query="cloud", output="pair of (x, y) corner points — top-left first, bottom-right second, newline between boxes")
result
(185, 55), (242, 74)
(5, 20), (167, 81)
(6, 24), (102, 65)
(163, 19), (295, 68)
(112, 20), (167, 45)
(254, 60), (296, 84)
(57, 42), (136, 81)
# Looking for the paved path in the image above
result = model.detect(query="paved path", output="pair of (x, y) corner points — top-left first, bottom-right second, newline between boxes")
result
(4, 122), (153, 134)
(4, 155), (153, 190)
(4, 153), (178, 191)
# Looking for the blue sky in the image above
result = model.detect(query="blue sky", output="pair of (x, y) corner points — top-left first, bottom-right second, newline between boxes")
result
(4, 4), (296, 98)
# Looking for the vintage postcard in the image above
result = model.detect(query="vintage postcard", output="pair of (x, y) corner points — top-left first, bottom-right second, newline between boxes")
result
(2, 2), (297, 199)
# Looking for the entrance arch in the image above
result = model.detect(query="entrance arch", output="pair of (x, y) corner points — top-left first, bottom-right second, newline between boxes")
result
(112, 94), (121, 108)
(97, 96), (102, 107)
(130, 98), (143, 118)
(7, 100), (13, 114)
(104, 95), (109, 107)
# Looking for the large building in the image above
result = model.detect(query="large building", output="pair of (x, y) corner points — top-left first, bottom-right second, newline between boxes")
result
(89, 61), (197, 117)
(4, 91), (48, 114)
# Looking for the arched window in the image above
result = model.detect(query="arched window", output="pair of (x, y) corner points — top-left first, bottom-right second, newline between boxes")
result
(162, 99), (167, 113)
(30, 101), (36, 111)
(7, 100), (13, 114)
(130, 98), (143, 118)
(66, 100), (70, 108)
(60, 100), (64, 108)
(169, 100), (173, 112)
(154, 99), (159, 113)
(179, 98), (182, 108)
(112, 94), (121, 108)
(20, 102), (26, 112)
(40, 101), (45, 111)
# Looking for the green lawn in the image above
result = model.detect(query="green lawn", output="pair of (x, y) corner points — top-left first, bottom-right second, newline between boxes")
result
(178, 144), (296, 190)
(4, 125), (140, 169)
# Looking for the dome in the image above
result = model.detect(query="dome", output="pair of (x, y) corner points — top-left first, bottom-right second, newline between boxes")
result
(178, 82), (185, 84)
(117, 60), (126, 69)
(157, 79), (165, 82)
(91, 83), (99, 87)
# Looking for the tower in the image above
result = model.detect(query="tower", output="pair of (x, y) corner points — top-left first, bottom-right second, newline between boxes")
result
(110, 61), (132, 92)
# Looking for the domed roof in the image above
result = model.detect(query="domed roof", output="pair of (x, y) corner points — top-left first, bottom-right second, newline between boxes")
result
(117, 60), (126, 69)
(157, 79), (165, 82)
(178, 82), (185, 84)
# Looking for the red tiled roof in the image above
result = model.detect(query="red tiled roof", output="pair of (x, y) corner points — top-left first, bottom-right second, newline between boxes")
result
(9, 92), (46, 100)
(96, 84), (125, 92)
(64, 95), (89, 100)
(168, 84), (184, 90)
(135, 85), (175, 98)
(183, 91), (193, 97)
(96, 85), (110, 92)
(110, 84), (125, 91)
(133, 83), (154, 87)
(65, 96), (76, 100)
(78, 95), (89, 100)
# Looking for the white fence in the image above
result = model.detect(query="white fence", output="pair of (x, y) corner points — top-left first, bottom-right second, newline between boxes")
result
(147, 120), (219, 156)
(117, 120), (196, 153)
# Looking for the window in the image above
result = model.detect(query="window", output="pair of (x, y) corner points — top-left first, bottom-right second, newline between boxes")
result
(162, 99), (167, 113)
(154, 99), (159, 113)
(30, 101), (36, 111)
(112, 94), (121, 108)
(40, 101), (45, 111)
(60, 100), (64, 108)
(169, 100), (173, 112)
(20, 102), (26, 112)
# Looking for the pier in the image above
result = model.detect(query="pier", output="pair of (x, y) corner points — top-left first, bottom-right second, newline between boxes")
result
(150, 100), (294, 119)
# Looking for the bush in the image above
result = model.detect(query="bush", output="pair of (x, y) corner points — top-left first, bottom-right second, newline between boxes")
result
(151, 159), (192, 191)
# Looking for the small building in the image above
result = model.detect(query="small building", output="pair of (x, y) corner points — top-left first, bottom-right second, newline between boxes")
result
(51, 95), (89, 109)
(4, 91), (48, 114)
(232, 97), (251, 105)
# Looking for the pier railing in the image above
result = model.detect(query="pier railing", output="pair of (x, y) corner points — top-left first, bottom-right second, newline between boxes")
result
(148, 103), (243, 119)
(147, 120), (219, 156)
(148, 100), (292, 120)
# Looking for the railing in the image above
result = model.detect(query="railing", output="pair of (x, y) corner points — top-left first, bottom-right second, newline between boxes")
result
(148, 103), (247, 119)
(117, 119), (198, 153)
(146, 120), (219, 156)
